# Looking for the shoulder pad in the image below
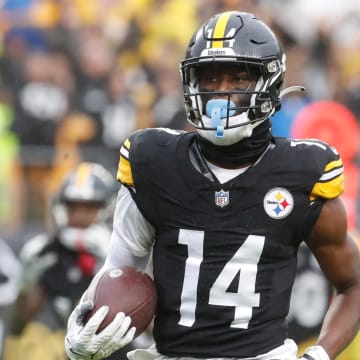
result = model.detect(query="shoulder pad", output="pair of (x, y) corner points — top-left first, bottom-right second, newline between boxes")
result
(310, 157), (344, 200)
(117, 128), (184, 187)
(290, 139), (344, 200)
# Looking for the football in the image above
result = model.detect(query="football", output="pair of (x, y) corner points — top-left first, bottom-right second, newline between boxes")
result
(84, 266), (157, 337)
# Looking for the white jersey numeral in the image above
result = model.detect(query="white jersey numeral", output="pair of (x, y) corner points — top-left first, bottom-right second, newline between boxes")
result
(291, 139), (339, 155)
(290, 139), (327, 150)
(178, 229), (204, 327)
(178, 230), (265, 329)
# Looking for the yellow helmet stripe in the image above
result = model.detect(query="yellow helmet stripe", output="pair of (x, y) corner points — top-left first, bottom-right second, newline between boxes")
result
(212, 11), (233, 48)
(75, 162), (92, 188)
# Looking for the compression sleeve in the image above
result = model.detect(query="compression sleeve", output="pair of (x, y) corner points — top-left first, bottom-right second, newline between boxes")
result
(104, 186), (155, 270)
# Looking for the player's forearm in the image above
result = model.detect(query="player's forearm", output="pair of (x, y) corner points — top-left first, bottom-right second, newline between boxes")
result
(317, 285), (360, 359)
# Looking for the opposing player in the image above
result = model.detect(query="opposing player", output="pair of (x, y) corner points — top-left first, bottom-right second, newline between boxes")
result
(65, 11), (360, 360)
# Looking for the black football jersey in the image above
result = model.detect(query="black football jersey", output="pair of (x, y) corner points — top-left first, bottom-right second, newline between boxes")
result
(117, 128), (344, 358)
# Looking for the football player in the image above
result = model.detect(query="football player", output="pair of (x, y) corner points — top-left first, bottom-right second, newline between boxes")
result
(0, 238), (21, 359)
(65, 11), (360, 360)
(4, 162), (122, 360)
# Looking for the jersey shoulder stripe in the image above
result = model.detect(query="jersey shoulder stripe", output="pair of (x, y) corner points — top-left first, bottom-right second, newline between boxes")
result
(117, 138), (134, 187)
(285, 138), (344, 201)
(116, 128), (186, 188)
(310, 154), (344, 200)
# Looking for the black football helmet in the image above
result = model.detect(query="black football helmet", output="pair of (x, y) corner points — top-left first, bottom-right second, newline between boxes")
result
(52, 162), (117, 228)
(180, 11), (288, 135)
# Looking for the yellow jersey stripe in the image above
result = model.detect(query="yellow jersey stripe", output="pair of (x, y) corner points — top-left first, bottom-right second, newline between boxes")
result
(212, 11), (232, 48)
(310, 173), (344, 201)
(318, 159), (343, 183)
(324, 159), (342, 172)
(118, 138), (133, 185)
(124, 138), (131, 150)
(75, 162), (92, 188)
(319, 166), (343, 182)
(117, 155), (134, 186)
(120, 138), (131, 159)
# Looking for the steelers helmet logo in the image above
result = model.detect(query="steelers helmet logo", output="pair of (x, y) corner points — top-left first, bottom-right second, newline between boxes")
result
(263, 187), (294, 219)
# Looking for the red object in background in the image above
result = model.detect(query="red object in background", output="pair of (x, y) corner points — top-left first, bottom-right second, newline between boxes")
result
(291, 101), (360, 230)
(77, 251), (96, 276)
(291, 101), (359, 161)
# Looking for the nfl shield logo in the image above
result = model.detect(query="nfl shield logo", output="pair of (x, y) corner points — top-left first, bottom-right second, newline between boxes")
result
(215, 189), (229, 207)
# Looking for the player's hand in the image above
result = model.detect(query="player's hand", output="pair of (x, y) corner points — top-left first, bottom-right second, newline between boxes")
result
(65, 300), (136, 360)
(298, 345), (330, 360)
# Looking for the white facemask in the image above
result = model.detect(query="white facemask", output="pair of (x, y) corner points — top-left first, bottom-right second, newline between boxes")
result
(197, 112), (257, 146)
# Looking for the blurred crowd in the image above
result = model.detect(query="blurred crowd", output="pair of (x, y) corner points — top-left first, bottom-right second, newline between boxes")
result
(1, 0), (360, 358)
(0, 0), (360, 239)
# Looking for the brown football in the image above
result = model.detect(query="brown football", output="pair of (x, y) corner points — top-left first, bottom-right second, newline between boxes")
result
(85, 266), (157, 337)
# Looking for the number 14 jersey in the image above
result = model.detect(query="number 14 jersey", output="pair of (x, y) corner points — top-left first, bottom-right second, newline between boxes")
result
(117, 128), (344, 358)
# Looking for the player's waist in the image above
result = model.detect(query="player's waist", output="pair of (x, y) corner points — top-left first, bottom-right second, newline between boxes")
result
(153, 319), (290, 358)
(127, 339), (298, 360)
